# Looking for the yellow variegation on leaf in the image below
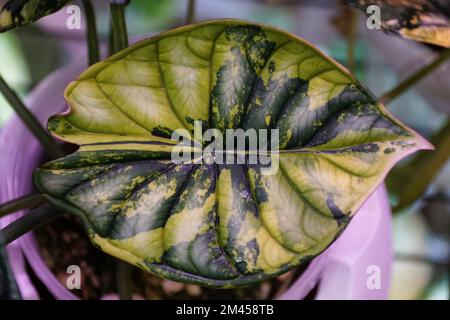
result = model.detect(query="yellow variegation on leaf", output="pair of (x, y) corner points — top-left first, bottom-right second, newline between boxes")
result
(0, 0), (70, 33)
(34, 19), (431, 287)
(347, 0), (450, 48)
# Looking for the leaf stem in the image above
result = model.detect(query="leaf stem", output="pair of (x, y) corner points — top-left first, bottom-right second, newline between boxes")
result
(0, 204), (63, 245)
(380, 48), (450, 104)
(116, 260), (133, 300)
(81, 0), (100, 65)
(108, 2), (141, 298)
(110, 2), (129, 54)
(0, 75), (64, 159)
(185, 0), (196, 25)
(0, 194), (47, 219)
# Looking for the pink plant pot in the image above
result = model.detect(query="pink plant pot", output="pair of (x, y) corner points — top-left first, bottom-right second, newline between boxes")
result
(0, 61), (86, 300)
(0, 60), (393, 300)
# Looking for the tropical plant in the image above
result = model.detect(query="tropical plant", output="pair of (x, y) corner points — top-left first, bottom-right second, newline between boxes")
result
(0, 0), (448, 298)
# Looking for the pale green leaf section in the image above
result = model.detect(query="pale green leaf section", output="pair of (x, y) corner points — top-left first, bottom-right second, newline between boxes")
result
(306, 71), (351, 110)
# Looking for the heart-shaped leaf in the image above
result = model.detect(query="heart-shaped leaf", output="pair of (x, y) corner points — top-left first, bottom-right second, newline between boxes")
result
(0, 0), (70, 33)
(347, 0), (450, 48)
(34, 20), (431, 287)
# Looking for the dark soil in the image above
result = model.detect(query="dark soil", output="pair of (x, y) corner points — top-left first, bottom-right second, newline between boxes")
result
(34, 214), (306, 300)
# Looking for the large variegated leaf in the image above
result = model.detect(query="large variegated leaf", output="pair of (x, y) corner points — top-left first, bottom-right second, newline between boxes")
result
(34, 20), (431, 287)
(347, 0), (450, 48)
(0, 0), (70, 32)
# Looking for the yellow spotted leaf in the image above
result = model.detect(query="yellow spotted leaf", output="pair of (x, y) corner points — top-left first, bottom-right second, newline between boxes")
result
(34, 20), (431, 287)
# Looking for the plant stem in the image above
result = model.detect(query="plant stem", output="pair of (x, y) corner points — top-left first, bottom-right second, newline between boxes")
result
(0, 204), (63, 245)
(0, 75), (64, 159)
(116, 260), (133, 300)
(110, 3), (129, 54)
(0, 194), (47, 219)
(108, 3), (143, 297)
(81, 0), (100, 65)
(185, 0), (196, 25)
(380, 48), (450, 104)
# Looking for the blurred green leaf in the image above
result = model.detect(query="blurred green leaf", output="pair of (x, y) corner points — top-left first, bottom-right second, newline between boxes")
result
(0, 31), (30, 127)
(387, 119), (450, 211)
(126, 0), (176, 34)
